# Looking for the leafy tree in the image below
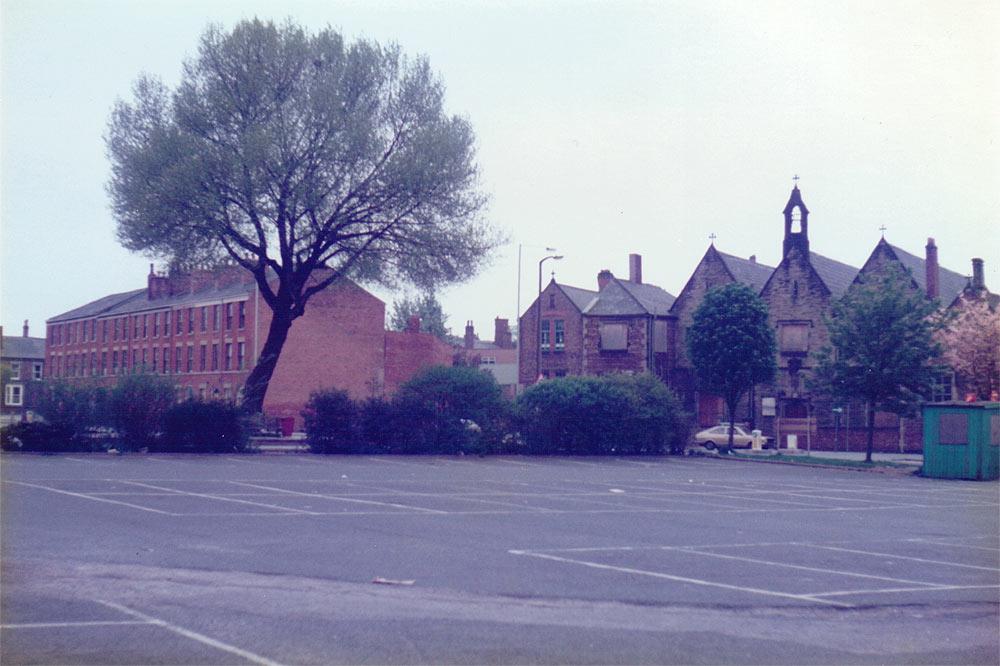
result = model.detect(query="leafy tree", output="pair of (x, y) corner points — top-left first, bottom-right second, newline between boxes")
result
(687, 283), (776, 451)
(812, 265), (944, 462)
(389, 292), (453, 341)
(109, 374), (176, 450)
(937, 297), (999, 401)
(106, 19), (498, 415)
(395, 365), (509, 454)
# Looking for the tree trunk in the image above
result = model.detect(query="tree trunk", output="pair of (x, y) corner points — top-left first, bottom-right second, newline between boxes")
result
(240, 307), (294, 416)
(865, 401), (875, 464)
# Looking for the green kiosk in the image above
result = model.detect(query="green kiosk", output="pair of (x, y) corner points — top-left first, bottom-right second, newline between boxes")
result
(921, 402), (999, 480)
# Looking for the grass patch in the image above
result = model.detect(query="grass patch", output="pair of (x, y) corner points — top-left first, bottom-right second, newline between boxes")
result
(732, 452), (917, 469)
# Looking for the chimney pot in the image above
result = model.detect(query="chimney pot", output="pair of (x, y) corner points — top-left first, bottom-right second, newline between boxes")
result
(925, 238), (939, 300)
(628, 253), (643, 284)
(464, 321), (475, 349)
(23, 320), (29, 337)
(597, 269), (613, 291)
(749, 255), (756, 264)
(972, 258), (985, 291)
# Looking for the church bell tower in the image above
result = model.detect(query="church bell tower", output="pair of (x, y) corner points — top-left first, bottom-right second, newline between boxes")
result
(782, 181), (810, 258)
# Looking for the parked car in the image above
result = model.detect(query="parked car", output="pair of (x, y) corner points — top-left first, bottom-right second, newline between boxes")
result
(692, 424), (773, 450)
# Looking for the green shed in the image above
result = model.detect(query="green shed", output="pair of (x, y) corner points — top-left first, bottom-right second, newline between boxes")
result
(921, 402), (1000, 480)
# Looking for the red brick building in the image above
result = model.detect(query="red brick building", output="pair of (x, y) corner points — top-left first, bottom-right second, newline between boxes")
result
(45, 265), (450, 429)
(519, 254), (675, 385)
(384, 316), (455, 395)
(457, 319), (518, 397)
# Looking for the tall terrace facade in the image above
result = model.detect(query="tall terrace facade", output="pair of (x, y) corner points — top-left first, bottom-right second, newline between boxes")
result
(1, 321), (46, 426)
(45, 265), (388, 427)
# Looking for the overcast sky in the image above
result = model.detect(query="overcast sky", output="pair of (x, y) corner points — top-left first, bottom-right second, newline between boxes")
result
(2, 0), (998, 340)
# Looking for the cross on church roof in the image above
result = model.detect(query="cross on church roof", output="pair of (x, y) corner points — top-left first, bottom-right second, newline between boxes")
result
(709, 233), (717, 244)
(879, 225), (887, 238)
(793, 174), (800, 185)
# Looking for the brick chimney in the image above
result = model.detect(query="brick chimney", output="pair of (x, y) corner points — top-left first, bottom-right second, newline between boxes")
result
(406, 314), (421, 333)
(494, 318), (512, 349)
(147, 263), (175, 300)
(972, 258), (985, 292)
(23, 320), (29, 337)
(597, 269), (613, 291)
(628, 253), (643, 284)
(464, 321), (475, 349)
(925, 238), (939, 300)
(749, 255), (757, 264)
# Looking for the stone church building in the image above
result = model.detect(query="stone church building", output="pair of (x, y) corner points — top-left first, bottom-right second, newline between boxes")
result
(520, 184), (986, 452)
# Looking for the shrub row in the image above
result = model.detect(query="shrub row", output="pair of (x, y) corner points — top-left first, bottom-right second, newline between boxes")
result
(304, 368), (690, 456)
(0, 374), (245, 453)
(303, 366), (512, 455)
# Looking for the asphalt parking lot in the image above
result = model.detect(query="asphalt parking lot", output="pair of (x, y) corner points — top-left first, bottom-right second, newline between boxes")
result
(2, 453), (998, 664)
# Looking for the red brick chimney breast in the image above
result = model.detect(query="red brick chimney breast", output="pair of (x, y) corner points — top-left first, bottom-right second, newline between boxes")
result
(925, 238), (939, 300)
(972, 258), (985, 291)
(597, 269), (613, 291)
(628, 254), (642, 284)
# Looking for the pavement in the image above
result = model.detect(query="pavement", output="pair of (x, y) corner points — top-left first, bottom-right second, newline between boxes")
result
(2, 453), (997, 664)
(737, 449), (925, 466)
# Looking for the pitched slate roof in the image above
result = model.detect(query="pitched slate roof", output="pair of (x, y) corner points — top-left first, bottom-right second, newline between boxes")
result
(583, 277), (675, 316)
(809, 252), (860, 297)
(716, 251), (774, 292)
(47, 281), (256, 323)
(887, 243), (968, 303)
(1, 335), (46, 360)
(557, 284), (599, 312)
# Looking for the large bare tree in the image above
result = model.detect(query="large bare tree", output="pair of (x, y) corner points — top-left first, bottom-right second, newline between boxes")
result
(107, 19), (497, 413)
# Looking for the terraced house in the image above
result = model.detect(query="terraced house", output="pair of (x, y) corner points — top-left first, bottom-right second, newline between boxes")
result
(44, 264), (446, 428)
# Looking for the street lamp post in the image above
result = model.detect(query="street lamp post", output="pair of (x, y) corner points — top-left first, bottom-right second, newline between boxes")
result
(535, 253), (563, 383)
(516, 245), (556, 396)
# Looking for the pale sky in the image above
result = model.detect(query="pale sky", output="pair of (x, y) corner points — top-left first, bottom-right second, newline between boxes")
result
(2, 0), (998, 340)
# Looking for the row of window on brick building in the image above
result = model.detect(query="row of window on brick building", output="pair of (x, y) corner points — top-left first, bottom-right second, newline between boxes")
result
(50, 341), (247, 378)
(48, 301), (247, 346)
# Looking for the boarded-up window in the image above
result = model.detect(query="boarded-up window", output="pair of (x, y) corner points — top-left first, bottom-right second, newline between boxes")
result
(939, 413), (968, 445)
(780, 323), (809, 352)
(600, 323), (627, 351)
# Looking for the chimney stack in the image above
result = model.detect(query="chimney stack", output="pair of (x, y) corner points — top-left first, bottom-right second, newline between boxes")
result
(494, 318), (512, 349)
(749, 255), (757, 264)
(972, 258), (985, 292)
(597, 269), (613, 291)
(628, 253), (643, 284)
(23, 320), (29, 337)
(925, 238), (939, 300)
(464, 321), (475, 349)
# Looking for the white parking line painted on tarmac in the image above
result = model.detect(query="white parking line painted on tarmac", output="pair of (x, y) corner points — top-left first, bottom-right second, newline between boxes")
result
(803, 544), (1000, 571)
(676, 547), (950, 588)
(508, 550), (853, 608)
(810, 584), (1000, 598)
(97, 600), (285, 666)
(4, 480), (174, 515)
(908, 538), (1000, 552)
(120, 481), (320, 515)
(2, 620), (154, 629)
(231, 481), (449, 514)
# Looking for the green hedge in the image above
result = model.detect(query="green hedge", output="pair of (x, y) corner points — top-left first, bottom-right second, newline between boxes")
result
(160, 400), (246, 453)
(515, 374), (689, 455)
(303, 366), (511, 455)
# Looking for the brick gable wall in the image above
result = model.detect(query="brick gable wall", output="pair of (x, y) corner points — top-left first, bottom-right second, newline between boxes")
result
(519, 283), (585, 383)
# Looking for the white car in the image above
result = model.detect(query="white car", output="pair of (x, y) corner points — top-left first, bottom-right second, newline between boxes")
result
(693, 425), (772, 451)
